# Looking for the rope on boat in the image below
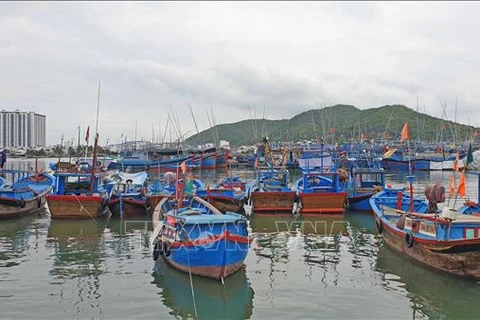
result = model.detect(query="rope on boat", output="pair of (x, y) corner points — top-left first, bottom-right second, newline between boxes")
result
(72, 194), (97, 222)
(186, 249), (198, 319)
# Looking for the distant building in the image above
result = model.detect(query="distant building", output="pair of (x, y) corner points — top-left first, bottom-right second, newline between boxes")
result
(0, 109), (46, 148)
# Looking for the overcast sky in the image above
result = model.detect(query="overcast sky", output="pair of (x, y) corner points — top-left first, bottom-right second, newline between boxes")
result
(1, 1), (480, 147)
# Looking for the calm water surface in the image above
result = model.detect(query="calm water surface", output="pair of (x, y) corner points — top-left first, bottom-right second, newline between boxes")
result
(1, 158), (480, 319)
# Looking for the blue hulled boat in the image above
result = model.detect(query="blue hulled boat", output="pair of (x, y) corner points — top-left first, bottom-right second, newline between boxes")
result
(345, 153), (386, 211)
(151, 196), (250, 281)
(0, 169), (55, 219)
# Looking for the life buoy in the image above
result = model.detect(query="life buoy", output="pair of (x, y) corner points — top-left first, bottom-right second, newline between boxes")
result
(152, 242), (160, 261)
(375, 219), (383, 234)
(405, 232), (414, 248)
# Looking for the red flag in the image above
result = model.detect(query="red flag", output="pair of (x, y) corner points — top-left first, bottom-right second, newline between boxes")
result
(85, 126), (90, 144)
(458, 170), (466, 197)
(449, 174), (455, 198)
(254, 157), (258, 169)
(453, 151), (460, 172)
(400, 122), (410, 141)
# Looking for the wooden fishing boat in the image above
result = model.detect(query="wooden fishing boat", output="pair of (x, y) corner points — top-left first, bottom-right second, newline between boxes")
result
(370, 183), (480, 280)
(0, 169), (55, 219)
(106, 171), (151, 217)
(47, 134), (110, 219)
(248, 168), (297, 213)
(196, 175), (247, 213)
(46, 167), (110, 219)
(294, 169), (348, 214)
(151, 196), (250, 281)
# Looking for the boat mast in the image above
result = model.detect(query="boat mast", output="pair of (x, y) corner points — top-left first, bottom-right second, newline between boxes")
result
(89, 81), (101, 196)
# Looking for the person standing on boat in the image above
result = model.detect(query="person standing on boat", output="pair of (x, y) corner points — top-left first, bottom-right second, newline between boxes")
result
(0, 149), (6, 170)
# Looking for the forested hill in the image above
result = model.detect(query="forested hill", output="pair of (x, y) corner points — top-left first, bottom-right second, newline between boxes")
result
(185, 104), (479, 146)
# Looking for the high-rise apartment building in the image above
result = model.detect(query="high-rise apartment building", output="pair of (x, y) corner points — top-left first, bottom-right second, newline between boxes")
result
(0, 110), (46, 148)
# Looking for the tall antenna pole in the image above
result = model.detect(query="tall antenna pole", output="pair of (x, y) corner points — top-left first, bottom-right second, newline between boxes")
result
(134, 117), (137, 151)
(77, 125), (80, 161)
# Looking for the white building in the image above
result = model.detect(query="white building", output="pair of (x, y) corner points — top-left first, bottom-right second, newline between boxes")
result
(0, 110), (46, 148)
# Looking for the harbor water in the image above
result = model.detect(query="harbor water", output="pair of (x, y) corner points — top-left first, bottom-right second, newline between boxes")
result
(1, 158), (480, 319)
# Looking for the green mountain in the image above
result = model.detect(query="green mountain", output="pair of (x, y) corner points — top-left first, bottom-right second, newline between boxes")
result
(185, 104), (479, 146)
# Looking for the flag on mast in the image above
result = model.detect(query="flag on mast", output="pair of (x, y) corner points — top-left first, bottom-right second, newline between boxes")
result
(400, 121), (410, 141)
(449, 174), (455, 198)
(467, 143), (474, 166)
(458, 170), (466, 197)
(85, 126), (90, 144)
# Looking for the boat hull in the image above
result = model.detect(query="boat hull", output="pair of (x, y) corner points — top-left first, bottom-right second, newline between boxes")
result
(250, 191), (296, 212)
(0, 193), (49, 218)
(346, 192), (374, 211)
(108, 198), (150, 217)
(378, 218), (480, 279)
(298, 192), (347, 214)
(164, 235), (249, 280)
(47, 195), (106, 219)
(205, 196), (245, 214)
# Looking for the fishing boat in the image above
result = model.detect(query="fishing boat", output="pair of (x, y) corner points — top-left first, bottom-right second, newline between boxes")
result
(370, 178), (480, 280)
(150, 196), (250, 281)
(294, 169), (348, 214)
(248, 167), (297, 213)
(196, 175), (247, 213)
(345, 153), (386, 211)
(105, 171), (151, 217)
(0, 169), (55, 219)
(46, 164), (110, 219)
(346, 167), (385, 211)
(47, 134), (110, 219)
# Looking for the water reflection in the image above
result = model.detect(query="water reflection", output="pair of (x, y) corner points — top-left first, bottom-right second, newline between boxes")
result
(152, 258), (254, 320)
(104, 217), (152, 258)
(0, 214), (44, 268)
(46, 219), (105, 317)
(376, 245), (480, 319)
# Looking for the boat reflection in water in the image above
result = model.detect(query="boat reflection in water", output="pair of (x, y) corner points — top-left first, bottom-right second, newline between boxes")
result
(0, 213), (46, 267)
(376, 245), (480, 319)
(46, 219), (106, 317)
(249, 213), (350, 287)
(47, 219), (106, 278)
(152, 258), (254, 320)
